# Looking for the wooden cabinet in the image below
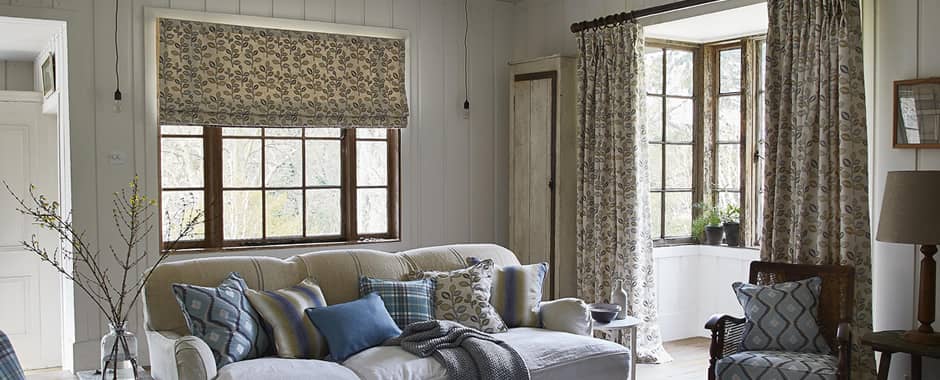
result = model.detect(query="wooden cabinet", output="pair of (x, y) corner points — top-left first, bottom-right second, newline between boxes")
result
(509, 55), (576, 299)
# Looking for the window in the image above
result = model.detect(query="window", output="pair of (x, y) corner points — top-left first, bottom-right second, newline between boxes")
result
(713, 45), (744, 210)
(646, 45), (697, 241)
(160, 126), (400, 251)
(751, 40), (767, 245)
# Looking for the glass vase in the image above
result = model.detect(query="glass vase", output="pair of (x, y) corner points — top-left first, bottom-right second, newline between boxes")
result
(100, 321), (138, 379)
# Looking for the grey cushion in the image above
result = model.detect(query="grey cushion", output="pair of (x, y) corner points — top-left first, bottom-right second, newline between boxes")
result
(716, 351), (837, 380)
(733, 277), (830, 353)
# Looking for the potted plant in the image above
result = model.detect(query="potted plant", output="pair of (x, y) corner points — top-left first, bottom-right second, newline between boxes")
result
(721, 204), (742, 247)
(692, 203), (723, 245)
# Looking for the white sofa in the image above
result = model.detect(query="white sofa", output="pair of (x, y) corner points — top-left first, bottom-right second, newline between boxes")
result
(142, 244), (631, 380)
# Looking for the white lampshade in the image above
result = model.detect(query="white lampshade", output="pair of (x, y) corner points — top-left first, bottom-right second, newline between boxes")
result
(877, 171), (940, 245)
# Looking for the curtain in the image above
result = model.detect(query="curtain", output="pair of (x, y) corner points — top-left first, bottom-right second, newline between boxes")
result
(158, 18), (408, 129)
(762, 0), (874, 378)
(575, 22), (671, 364)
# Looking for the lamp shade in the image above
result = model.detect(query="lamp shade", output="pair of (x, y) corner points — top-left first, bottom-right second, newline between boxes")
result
(877, 171), (940, 244)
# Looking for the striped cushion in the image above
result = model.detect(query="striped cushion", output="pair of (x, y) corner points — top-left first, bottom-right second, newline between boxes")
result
(359, 277), (434, 329)
(171, 272), (272, 368)
(245, 278), (328, 359)
(468, 257), (548, 327)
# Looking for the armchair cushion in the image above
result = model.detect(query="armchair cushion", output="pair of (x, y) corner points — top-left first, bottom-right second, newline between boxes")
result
(716, 351), (837, 380)
(733, 277), (830, 354)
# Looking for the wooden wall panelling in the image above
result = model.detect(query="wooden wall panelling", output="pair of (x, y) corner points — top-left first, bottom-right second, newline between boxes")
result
(363, 0), (391, 27)
(416, 0), (446, 245)
(239, 0), (273, 16)
(205, 0), (238, 13)
(335, 0), (363, 24)
(273, 0), (305, 19)
(442, 0), (470, 244)
(304, 0), (334, 21)
(469, 0), (496, 243)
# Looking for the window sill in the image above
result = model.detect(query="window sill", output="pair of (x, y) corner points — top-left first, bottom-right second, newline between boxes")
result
(164, 238), (402, 255)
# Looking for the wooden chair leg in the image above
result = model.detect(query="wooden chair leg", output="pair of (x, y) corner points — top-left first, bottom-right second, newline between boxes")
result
(912, 355), (921, 380)
(876, 352), (892, 380)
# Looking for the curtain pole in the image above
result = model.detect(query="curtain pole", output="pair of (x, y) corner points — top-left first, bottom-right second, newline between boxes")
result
(570, 0), (725, 33)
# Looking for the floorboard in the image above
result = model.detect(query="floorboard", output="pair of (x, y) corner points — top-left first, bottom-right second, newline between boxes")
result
(636, 337), (710, 380)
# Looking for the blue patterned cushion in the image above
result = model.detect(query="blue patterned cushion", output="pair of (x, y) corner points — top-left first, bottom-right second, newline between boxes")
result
(468, 257), (548, 327)
(716, 351), (837, 380)
(733, 277), (831, 354)
(172, 272), (272, 368)
(0, 330), (24, 380)
(359, 277), (434, 329)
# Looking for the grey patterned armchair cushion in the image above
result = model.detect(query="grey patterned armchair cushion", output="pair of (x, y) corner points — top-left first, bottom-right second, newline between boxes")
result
(732, 277), (831, 353)
(716, 351), (838, 380)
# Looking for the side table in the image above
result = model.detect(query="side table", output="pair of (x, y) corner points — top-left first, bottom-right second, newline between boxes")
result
(76, 370), (152, 380)
(861, 330), (940, 380)
(593, 315), (641, 380)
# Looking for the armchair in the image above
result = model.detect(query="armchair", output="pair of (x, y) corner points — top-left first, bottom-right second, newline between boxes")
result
(704, 261), (855, 380)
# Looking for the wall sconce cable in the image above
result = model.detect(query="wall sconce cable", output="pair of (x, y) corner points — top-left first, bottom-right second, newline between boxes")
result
(463, 0), (470, 112)
(113, 0), (122, 112)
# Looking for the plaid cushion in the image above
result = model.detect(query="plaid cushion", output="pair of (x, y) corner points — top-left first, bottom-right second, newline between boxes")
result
(359, 277), (434, 329)
(0, 330), (25, 380)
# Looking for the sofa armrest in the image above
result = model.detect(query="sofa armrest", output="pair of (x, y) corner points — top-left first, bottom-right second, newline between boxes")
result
(539, 298), (592, 336)
(147, 330), (217, 380)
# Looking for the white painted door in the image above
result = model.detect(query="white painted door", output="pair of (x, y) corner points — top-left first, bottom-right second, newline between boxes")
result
(0, 92), (62, 370)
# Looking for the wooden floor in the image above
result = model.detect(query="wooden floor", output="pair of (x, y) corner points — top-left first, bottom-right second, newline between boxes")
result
(636, 337), (710, 380)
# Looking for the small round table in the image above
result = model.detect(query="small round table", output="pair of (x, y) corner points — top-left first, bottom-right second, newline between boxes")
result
(593, 315), (642, 380)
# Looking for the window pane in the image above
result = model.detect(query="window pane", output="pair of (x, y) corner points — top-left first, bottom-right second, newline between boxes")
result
(223, 190), (262, 240)
(648, 144), (663, 189)
(265, 139), (302, 187)
(666, 49), (693, 96)
(161, 190), (204, 241)
(357, 141), (388, 186)
(306, 128), (341, 138)
(223, 127), (262, 136)
(650, 192), (662, 238)
(717, 191), (740, 210)
(719, 48), (742, 93)
(162, 125), (202, 135)
(161, 137), (204, 188)
(718, 96), (741, 142)
(664, 192), (692, 237)
(664, 145), (693, 188)
(645, 48), (664, 94)
(306, 140), (342, 186)
(666, 98), (693, 142)
(717, 144), (741, 189)
(223, 139), (262, 187)
(265, 190), (303, 237)
(647, 96), (663, 142)
(357, 129), (387, 139)
(266, 128), (303, 137)
(307, 189), (342, 236)
(357, 188), (388, 234)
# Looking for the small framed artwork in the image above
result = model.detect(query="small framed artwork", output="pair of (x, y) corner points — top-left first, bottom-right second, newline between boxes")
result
(894, 78), (940, 148)
(41, 54), (55, 97)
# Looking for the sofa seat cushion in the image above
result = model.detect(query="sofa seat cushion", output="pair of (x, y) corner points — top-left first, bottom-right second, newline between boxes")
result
(214, 357), (360, 380)
(343, 327), (630, 380)
(716, 351), (838, 380)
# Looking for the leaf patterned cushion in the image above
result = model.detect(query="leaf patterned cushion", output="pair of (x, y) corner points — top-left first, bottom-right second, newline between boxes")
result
(172, 272), (272, 368)
(417, 259), (508, 333)
(733, 277), (831, 354)
(715, 351), (837, 380)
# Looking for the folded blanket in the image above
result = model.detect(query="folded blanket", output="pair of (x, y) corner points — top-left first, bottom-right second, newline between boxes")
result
(385, 320), (530, 380)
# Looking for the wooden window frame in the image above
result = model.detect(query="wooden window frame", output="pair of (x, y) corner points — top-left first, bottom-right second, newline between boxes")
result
(159, 127), (401, 253)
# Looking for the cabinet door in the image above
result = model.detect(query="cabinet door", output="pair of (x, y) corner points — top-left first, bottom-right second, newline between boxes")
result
(510, 75), (554, 299)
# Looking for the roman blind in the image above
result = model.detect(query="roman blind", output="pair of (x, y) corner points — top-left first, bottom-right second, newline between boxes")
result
(158, 18), (408, 128)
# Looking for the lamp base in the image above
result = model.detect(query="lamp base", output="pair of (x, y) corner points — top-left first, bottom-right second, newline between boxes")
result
(902, 330), (940, 345)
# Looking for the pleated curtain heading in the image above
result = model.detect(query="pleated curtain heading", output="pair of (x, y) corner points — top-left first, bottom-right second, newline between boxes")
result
(158, 18), (409, 129)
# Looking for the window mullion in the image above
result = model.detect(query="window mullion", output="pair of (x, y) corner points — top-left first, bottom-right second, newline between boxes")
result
(343, 129), (358, 240)
(206, 127), (224, 249)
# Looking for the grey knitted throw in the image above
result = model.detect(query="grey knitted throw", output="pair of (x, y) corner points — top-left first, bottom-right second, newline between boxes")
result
(385, 320), (530, 380)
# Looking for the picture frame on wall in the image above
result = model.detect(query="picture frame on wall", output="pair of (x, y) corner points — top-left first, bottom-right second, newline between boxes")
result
(41, 53), (55, 97)
(894, 78), (940, 148)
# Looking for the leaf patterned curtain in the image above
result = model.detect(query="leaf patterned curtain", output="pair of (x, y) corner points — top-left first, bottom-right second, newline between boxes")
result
(158, 18), (408, 129)
(575, 22), (672, 364)
(762, 0), (875, 378)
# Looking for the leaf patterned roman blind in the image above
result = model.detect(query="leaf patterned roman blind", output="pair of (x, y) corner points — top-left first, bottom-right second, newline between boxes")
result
(158, 18), (408, 128)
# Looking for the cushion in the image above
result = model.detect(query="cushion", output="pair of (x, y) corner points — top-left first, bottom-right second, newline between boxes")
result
(245, 278), (328, 359)
(305, 292), (403, 362)
(715, 351), (838, 380)
(171, 272), (271, 368)
(468, 257), (548, 327)
(359, 277), (434, 329)
(733, 277), (831, 354)
(214, 357), (360, 380)
(417, 259), (508, 333)
(538, 298), (592, 335)
(0, 329), (25, 380)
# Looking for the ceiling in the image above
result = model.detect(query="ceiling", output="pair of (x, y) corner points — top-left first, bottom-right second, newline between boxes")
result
(0, 16), (64, 61)
(643, 3), (768, 43)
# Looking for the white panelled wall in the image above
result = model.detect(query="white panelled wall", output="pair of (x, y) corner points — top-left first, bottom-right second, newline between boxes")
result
(0, 60), (33, 90)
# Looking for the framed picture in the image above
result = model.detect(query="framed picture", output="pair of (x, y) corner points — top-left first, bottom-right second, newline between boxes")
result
(894, 78), (940, 148)
(41, 54), (55, 97)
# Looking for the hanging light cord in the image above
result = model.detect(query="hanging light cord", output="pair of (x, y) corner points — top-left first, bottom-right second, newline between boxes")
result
(463, 0), (469, 110)
(113, 0), (122, 101)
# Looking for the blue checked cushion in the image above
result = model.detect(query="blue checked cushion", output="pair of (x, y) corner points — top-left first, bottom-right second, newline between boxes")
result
(716, 351), (838, 380)
(0, 330), (24, 380)
(467, 257), (548, 327)
(172, 272), (272, 368)
(733, 277), (831, 354)
(359, 276), (434, 329)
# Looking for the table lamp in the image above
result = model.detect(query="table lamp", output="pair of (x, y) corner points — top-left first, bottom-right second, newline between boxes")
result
(877, 171), (940, 345)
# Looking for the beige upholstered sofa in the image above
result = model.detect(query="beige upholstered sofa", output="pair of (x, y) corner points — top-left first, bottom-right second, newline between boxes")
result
(143, 244), (631, 380)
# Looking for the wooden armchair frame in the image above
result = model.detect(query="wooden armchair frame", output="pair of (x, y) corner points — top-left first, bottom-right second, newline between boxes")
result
(704, 261), (855, 380)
